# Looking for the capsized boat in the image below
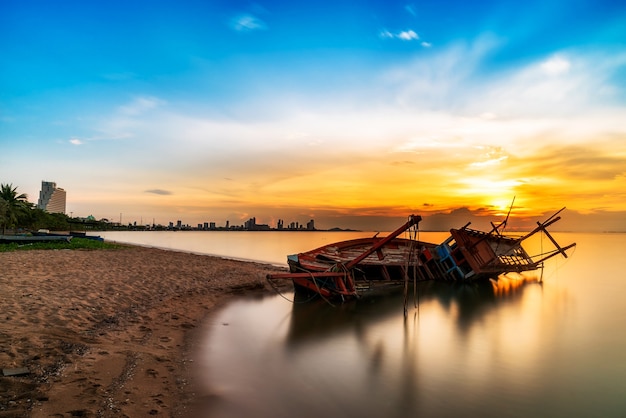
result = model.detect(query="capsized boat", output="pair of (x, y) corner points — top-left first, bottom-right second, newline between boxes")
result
(266, 210), (576, 301)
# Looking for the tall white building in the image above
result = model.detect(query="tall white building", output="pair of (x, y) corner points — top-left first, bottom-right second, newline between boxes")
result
(37, 181), (66, 214)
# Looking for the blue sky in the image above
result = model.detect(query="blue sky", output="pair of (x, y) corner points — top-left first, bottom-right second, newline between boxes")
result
(1, 0), (626, 230)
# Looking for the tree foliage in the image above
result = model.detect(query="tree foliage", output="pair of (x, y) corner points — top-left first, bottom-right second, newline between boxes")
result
(0, 183), (132, 233)
(0, 183), (32, 234)
(0, 183), (83, 232)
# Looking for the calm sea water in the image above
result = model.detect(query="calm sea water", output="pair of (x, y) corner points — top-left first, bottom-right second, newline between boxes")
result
(97, 231), (626, 417)
(97, 230), (441, 266)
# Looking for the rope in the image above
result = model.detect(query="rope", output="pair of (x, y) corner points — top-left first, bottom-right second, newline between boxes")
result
(266, 263), (339, 306)
(295, 263), (338, 307)
(539, 243), (576, 283)
(266, 276), (317, 304)
(309, 269), (337, 308)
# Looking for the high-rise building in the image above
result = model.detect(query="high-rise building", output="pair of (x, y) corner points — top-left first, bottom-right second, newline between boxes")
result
(37, 181), (66, 214)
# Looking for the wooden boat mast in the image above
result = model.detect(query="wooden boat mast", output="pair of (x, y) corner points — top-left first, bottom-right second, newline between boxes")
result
(344, 215), (422, 269)
(514, 207), (576, 263)
(265, 215), (422, 287)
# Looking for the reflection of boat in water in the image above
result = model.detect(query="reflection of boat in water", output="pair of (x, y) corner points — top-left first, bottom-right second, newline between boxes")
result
(286, 275), (540, 346)
(268, 209), (575, 301)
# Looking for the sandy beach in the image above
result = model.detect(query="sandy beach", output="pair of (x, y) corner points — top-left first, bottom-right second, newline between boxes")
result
(0, 245), (286, 417)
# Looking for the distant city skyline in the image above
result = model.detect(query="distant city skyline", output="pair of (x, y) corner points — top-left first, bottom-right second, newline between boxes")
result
(2, 1), (625, 232)
(120, 216), (318, 230)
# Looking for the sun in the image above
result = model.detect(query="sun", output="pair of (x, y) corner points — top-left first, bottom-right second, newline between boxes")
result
(488, 197), (516, 217)
(456, 178), (520, 214)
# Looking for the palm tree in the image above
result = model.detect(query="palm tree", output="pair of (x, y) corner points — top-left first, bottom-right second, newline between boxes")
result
(0, 183), (31, 234)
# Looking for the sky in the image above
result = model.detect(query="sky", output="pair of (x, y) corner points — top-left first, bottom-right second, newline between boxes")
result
(1, 0), (626, 232)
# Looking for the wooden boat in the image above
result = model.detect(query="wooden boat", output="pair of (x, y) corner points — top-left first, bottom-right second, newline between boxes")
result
(32, 230), (104, 241)
(267, 211), (576, 301)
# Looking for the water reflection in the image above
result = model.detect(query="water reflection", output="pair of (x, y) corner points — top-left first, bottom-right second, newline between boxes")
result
(279, 276), (545, 418)
(200, 275), (561, 418)
(286, 275), (540, 346)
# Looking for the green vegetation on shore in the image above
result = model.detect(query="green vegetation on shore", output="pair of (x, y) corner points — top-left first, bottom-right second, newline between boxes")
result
(0, 237), (125, 252)
(0, 182), (116, 233)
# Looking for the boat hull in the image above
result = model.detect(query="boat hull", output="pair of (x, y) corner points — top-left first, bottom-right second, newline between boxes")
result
(287, 236), (441, 299)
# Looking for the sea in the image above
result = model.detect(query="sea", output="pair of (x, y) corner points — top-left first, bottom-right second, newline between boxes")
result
(96, 230), (626, 418)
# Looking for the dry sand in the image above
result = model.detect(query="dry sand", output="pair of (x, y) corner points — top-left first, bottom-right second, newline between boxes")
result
(0, 245), (287, 417)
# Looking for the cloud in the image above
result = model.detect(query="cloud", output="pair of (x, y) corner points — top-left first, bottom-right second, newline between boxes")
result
(98, 45), (625, 165)
(540, 56), (571, 76)
(469, 155), (508, 168)
(230, 14), (267, 32)
(118, 96), (165, 116)
(398, 30), (419, 40)
(380, 37), (626, 132)
(145, 189), (173, 195)
(405, 4), (417, 17)
(464, 50), (626, 120)
(390, 160), (416, 166)
(380, 29), (420, 41)
(68, 41), (626, 224)
(69, 138), (84, 145)
(512, 143), (626, 181)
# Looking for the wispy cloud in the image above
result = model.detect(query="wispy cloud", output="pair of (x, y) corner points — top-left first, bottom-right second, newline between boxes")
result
(511, 144), (626, 181)
(62, 40), (626, 224)
(405, 4), (417, 17)
(145, 189), (173, 195)
(118, 96), (165, 116)
(64, 131), (134, 148)
(540, 55), (571, 76)
(380, 29), (419, 41)
(230, 14), (267, 32)
(466, 51), (626, 121)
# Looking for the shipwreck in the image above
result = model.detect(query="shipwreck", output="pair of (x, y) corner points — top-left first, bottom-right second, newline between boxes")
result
(267, 209), (576, 301)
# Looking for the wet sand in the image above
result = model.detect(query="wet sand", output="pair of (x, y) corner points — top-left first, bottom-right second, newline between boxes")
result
(0, 245), (286, 417)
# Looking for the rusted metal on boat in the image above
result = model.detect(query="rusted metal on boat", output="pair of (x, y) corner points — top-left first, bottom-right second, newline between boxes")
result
(266, 210), (576, 301)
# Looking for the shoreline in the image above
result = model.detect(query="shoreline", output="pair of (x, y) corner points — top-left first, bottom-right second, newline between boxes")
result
(101, 238), (289, 269)
(0, 245), (288, 417)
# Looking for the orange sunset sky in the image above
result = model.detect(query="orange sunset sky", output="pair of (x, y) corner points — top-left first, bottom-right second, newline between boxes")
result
(2, 1), (625, 231)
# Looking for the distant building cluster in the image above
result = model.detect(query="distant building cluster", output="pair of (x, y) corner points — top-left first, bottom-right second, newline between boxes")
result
(37, 181), (66, 214)
(35, 179), (324, 232)
(175, 217), (317, 231)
